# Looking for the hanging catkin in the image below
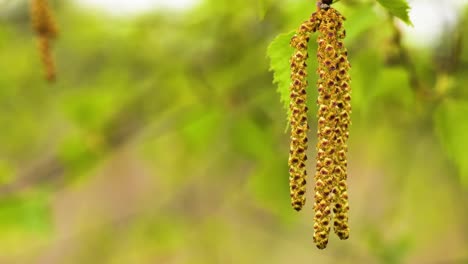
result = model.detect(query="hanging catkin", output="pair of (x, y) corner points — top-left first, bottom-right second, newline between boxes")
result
(286, 0), (351, 249)
(313, 5), (351, 248)
(313, 10), (334, 249)
(30, 0), (58, 82)
(288, 13), (320, 212)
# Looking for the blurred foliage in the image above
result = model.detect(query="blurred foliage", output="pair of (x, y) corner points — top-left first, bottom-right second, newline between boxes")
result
(0, 0), (467, 263)
(434, 100), (468, 187)
(376, 0), (412, 25)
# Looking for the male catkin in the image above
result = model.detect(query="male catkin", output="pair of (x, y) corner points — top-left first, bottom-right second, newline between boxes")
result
(30, 0), (58, 82)
(285, 0), (351, 250)
(288, 14), (320, 212)
(314, 6), (351, 248)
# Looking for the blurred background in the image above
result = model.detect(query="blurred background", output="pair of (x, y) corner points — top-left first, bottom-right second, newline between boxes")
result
(0, 0), (468, 263)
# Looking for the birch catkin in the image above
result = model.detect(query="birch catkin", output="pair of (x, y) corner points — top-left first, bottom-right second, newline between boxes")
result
(287, 1), (352, 250)
(30, 0), (58, 82)
(288, 14), (320, 212)
(314, 6), (351, 248)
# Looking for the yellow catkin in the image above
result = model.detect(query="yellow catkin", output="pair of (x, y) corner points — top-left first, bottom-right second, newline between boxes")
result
(327, 9), (351, 241)
(313, 6), (351, 249)
(37, 35), (56, 82)
(288, 14), (320, 212)
(30, 0), (58, 82)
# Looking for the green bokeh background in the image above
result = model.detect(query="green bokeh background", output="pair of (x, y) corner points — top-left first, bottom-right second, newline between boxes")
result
(0, 0), (468, 263)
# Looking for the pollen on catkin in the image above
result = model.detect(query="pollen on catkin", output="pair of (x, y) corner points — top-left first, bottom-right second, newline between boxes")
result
(30, 0), (58, 82)
(288, 13), (320, 212)
(313, 6), (351, 249)
(283, 1), (352, 250)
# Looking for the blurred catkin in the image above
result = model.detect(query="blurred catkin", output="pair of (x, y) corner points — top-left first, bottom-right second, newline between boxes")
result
(313, 6), (351, 249)
(37, 36), (56, 82)
(30, 0), (58, 82)
(288, 14), (320, 212)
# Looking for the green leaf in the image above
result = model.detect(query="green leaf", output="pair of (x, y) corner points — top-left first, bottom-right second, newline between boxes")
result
(267, 31), (295, 122)
(434, 100), (468, 187)
(376, 0), (413, 26)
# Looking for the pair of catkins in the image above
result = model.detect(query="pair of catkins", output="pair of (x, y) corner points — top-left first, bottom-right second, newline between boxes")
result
(288, 1), (351, 249)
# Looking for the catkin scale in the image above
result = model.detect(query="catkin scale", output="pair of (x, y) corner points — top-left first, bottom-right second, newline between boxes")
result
(30, 0), (58, 82)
